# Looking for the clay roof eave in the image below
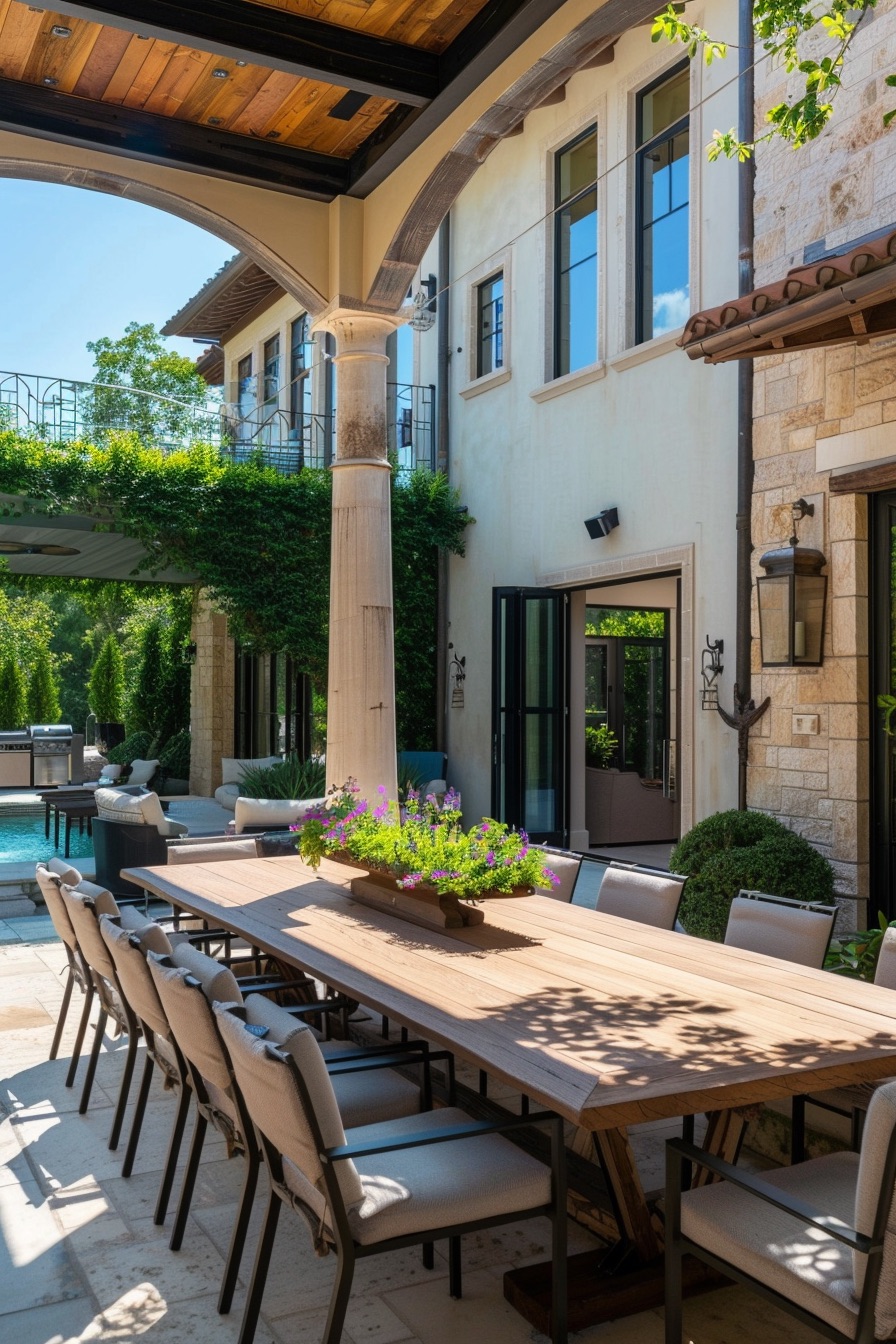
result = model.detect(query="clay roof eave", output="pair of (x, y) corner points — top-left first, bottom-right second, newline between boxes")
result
(679, 227), (896, 363)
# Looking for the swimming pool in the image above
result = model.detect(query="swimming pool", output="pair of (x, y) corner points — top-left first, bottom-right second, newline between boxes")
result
(0, 809), (94, 864)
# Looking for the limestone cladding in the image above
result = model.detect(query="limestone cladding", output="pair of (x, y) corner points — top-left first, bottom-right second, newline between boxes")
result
(189, 589), (235, 797)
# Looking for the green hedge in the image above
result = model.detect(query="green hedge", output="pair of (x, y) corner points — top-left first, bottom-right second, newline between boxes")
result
(671, 809), (836, 941)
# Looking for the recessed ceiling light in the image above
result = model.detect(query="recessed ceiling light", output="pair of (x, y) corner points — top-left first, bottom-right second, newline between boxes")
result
(42, 76), (59, 86)
(51, 24), (71, 37)
(235, 60), (247, 67)
(208, 116), (223, 126)
(212, 68), (228, 79)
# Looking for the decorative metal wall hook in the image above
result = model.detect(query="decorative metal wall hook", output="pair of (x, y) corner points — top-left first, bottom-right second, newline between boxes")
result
(701, 637), (724, 710)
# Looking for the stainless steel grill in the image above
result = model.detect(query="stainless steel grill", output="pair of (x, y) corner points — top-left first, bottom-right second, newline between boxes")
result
(29, 724), (73, 787)
(0, 730), (31, 787)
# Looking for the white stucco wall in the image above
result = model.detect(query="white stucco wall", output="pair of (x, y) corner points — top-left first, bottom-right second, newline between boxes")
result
(418, 4), (744, 831)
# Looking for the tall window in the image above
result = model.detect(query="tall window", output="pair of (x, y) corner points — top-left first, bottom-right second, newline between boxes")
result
(636, 65), (690, 343)
(554, 127), (597, 377)
(263, 335), (280, 413)
(476, 273), (504, 377)
(289, 316), (311, 430)
(236, 354), (253, 440)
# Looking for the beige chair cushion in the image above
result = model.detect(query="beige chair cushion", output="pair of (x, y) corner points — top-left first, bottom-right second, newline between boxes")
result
(149, 955), (236, 1095)
(99, 914), (172, 1041)
(94, 786), (188, 837)
(681, 1150), (860, 1338)
(854, 1079), (896, 1334)
(244, 996), (418, 1128)
(73, 879), (119, 916)
(346, 1107), (553, 1245)
(126, 759), (159, 788)
(168, 839), (259, 864)
(117, 905), (174, 956)
(597, 866), (684, 930)
(46, 857), (83, 886)
(233, 796), (326, 835)
(35, 865), (79, 954)
(877, 930), (896, 991)
(532, 849), (581, 903)
(215, 1002), (365, 1221)
(59, 884), (123, 1002)
(724, 895), (834, 968)
(170, 941), (242, 1008)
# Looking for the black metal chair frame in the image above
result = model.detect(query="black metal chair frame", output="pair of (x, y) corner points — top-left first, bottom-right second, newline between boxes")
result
(665, 1129), (896, 1344)
(38, 870), (96, 1087)
(237, 1038), (567, 1344)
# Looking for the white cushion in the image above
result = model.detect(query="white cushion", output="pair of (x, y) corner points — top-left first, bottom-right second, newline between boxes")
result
(94, 787), (188, 837)
(127, 759), (159, 788)
(876, 930), (896, 991)
(96, 764), (123, 784)
(854, 1079), (896, 1333)
(214, 783), (241, 810)
(347, 1107), (553, 1245)
(233, 796), (326, 834)
(168, 839), (258, 864)
(220, 756), (281, 785)
(681, 1150), (860, 1338)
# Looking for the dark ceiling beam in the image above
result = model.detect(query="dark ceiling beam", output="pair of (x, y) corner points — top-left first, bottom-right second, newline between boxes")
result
(0, 78), (348, 199)
(56, 0), (438, 106)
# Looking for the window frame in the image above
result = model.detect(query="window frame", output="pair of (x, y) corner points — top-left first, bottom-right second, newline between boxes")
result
(552, 123), (599, 380)
(634, 60), (690, 347)
(476, 271), (504, 379)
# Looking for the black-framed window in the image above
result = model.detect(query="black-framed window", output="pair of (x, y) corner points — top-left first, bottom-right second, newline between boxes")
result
(476, 272), (504, 377)
(263, 334), (280, 410)
(289, 315), (311, 430)
(636, 64), (690, 344)
(554, 126), (598, 377)
(236, 353), (253, 436)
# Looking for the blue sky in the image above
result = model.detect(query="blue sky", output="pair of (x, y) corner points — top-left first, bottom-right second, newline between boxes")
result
(0, 179), (236, 383)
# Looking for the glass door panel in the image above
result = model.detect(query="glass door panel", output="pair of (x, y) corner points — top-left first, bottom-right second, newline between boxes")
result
(621, 640), (666, 780)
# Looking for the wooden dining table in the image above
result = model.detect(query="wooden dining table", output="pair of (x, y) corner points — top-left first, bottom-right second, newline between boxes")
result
(126, 854), (896, 1330)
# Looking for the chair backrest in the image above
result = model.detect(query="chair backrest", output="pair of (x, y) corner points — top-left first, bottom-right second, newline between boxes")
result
(876, 928), (896, 991)
(530, 845), (582, 903)
(853, 1078), (896, 1328)
(596, 862), (686, 930)
(99, 914), (173, 1041)
(214, 1001), (365, 1225)
(148, 945), (244, 1094)
(35, 861), (82, 954)
(723, 891), (837, 968)
(167, 838), (259, 864)
(94, 787), (187, 838)
(59, 881), (121, 984)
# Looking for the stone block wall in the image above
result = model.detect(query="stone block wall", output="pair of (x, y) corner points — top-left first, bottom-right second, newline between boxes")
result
(189, 589), (234, 798)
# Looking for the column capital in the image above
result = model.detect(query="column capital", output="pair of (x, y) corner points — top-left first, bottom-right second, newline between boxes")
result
(311, 297), (408, 349)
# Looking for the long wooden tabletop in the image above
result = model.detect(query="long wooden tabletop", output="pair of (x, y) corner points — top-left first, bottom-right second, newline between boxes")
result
(126, 855), (896, 1133)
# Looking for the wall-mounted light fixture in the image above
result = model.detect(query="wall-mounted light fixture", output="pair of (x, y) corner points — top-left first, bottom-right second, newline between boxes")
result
(757, 498), (827, 666)
(448, 643), (466, 709)
(701, 637), (724, 710)
(584, 507), (619, 540)
(409, 275), (437, 332)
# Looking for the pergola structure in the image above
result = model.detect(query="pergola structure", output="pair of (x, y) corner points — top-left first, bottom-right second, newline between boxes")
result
(0, 0), (657, 798)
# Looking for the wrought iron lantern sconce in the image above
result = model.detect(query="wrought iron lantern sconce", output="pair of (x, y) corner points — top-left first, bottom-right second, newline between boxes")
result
(409, 275), (437, 332)
(701, 637), (724, 710)
(757, 499), (827, 667)
(448, 643), (466, 709)
(181, 641), (198, 666)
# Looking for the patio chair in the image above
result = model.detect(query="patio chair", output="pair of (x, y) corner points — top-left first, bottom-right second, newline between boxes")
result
(595, 861), (687, 930)
(34, 859), (91, 1080)
(665, 1077), (896, 1344)
(93, 786), (189, 898)
(791, 927), (896, 1162)
(214, 1000), (568, 1344)
(531, 844), (582, 903)
(148, 943), (435, 1316)
(723, 889), (838, 968)
(58, 880), (151, 1148)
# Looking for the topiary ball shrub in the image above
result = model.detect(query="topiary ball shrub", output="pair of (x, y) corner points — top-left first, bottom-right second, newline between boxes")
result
(671, 809), (835, 942)
(104, 730), (154, 767)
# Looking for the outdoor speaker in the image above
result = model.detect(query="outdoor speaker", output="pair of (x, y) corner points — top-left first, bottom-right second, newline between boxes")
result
(584, 507), (619, 539)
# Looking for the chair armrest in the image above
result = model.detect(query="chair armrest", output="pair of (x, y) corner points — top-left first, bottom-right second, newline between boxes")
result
(317, 1037), (431, 1061)
(666, 1137), (872, 1254)
(326, 1048), (433, 1075)
(326, 1109), (563, 1163)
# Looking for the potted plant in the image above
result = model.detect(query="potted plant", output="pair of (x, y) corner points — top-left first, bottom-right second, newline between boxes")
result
(89, 635), (126, 753)
(297, 781), (558, 928)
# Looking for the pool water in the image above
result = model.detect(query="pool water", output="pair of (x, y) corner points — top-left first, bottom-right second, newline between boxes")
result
(0, 810), (94, 864)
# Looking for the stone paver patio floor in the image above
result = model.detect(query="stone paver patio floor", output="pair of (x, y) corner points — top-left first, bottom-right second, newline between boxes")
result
(0, 932), (830, 1344)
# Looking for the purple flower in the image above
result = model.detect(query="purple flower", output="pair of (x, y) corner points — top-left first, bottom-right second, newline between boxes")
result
(397, 873), (424, 889)
(486, 850), (496, 867)
(543, 867), (560, 887)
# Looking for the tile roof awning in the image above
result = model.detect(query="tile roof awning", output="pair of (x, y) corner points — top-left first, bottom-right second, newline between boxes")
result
(679, 228), (896, 363)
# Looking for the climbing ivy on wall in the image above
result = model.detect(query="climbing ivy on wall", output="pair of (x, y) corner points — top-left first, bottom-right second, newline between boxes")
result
(0, 431), (470, 749)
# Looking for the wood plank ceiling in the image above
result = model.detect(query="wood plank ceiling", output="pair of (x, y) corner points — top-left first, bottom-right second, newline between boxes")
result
(0, 0), (572, 198)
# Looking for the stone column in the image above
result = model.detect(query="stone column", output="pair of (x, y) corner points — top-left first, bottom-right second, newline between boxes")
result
(190, 587), (235, 796)
(313, 305), (402, 802)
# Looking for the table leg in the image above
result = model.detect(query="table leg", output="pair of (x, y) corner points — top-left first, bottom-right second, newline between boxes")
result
(44, 800), (50, 840)
(591, 1128), (663, 1262)
(65, 814), (72, 859)
(54, 806), (60, 851)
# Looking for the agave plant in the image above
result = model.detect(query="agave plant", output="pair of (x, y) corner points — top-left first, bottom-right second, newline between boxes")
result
(238, 752), (326, 801)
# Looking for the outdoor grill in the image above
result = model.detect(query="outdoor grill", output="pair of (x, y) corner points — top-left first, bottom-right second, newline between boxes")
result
(29, 724), (73, 788)
(0, 729), (32, 788)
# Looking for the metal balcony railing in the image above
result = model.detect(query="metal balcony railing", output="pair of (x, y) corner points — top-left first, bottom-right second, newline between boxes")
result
(0, 370), (437, 476)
